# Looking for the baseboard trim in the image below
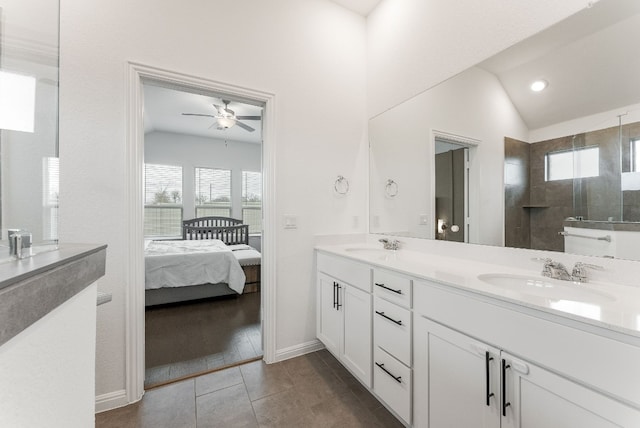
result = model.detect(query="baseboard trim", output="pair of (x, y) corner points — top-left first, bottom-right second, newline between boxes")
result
(274, 339), (324, 362)
(95, 389), (130, 413)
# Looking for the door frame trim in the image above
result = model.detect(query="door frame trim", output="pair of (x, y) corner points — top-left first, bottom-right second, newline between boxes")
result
(431, 130), (480, 243)
(126, 62), (277, 402)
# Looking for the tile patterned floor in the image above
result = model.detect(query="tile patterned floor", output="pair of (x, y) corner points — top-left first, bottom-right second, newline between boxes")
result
(145, 292), (262, 386)
(96, 349), (405, 428)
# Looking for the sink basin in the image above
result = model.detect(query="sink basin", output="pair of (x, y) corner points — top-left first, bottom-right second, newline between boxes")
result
(477, 273), (616, 304)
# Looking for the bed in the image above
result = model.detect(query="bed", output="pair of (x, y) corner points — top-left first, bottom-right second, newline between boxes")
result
(145, 216), (261, 306)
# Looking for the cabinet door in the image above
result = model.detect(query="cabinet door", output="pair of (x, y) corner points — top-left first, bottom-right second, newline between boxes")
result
(415, 317), (500, 428)
(342, 284), (372, 388)
(501, 351), (640, 428)
(317, 272), (342, 356)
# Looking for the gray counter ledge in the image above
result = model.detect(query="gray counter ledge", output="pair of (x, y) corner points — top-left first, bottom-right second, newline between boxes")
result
(563, 220), (640, 232)
(0, 244), (107, 347)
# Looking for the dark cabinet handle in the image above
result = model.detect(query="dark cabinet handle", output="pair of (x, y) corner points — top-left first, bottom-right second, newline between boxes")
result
(375, 310), (403, 325)
(485, 352), (494, 406)
(375, 282), (403, 294)
(336, 284), (342, 309)
(375, 362), (402, 383)
(502, 359), (511, 416)
(332, 282), (337, 309)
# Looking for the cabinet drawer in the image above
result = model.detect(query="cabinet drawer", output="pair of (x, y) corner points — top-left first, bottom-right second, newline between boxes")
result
(373, 268), (411, 308)
(317, 252), (371, 292)
(373, 347), (411, 424)
(374, 297), (411, 365)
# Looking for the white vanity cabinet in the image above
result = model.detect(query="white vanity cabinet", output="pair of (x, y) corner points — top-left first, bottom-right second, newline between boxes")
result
(317, 253), (372, 387)
(372, 268), (413, 424)
(413, 279), (640, 428)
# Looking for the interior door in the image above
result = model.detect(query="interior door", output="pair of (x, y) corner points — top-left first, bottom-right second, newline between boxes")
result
(317, 273), (342, 356)
(424, 319), (500, 428)
(501, 351), (640, 428)
(435, 146), (468, 242)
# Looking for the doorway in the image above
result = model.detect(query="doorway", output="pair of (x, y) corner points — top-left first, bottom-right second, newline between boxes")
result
(141, 82), (265, 386)
(432, 131), (479, 243)
(126, 63), (276, 402)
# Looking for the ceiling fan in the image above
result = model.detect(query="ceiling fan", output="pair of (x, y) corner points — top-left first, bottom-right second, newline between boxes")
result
(182, 100), (261, 132)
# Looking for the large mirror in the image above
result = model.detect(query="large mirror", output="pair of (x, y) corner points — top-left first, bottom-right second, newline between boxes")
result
(0, 0), (60, 258)
(369, 0), (640, 260)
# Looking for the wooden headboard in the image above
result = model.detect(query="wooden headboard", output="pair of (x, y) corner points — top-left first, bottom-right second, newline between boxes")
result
(182, 216), (249, 245)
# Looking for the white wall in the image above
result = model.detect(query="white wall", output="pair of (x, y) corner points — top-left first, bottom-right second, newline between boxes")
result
(366, 0), (591, 118)
(58, 0), (604, 409)
(0, 283), (97, 428)
(144, 131), (261, 220)
(530, 102), (640, 143)
(59, 0), (367, 405)
(370, 66), (529, 246)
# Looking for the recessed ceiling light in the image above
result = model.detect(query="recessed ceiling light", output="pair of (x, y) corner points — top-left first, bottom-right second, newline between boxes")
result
(530, 80), (548, 92)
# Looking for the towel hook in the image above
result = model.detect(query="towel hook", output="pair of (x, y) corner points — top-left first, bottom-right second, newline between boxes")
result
(385, 179), (398, 197)
(334, 175), (349, 195)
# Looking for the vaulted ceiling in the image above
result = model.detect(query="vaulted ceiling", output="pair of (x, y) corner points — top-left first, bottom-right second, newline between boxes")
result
(478, 0), (640, 131)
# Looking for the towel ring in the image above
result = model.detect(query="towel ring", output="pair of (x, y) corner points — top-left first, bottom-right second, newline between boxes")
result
(334, 175), (349, 195)
(385, 179), (398, 197)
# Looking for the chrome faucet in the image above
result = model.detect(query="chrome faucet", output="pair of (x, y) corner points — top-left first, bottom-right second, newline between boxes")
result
(535, 258), (603, 283)
(8, 229), (32, 260)
(570, 261), (604, 283)
(540, 258), (572, 281)
(378, 238), (400, 250)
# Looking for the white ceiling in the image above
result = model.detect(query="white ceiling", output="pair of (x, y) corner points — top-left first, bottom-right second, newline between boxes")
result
(143, 84), (263, 144)
(478, 0), (640, 131)
(330, 0), (383, 16)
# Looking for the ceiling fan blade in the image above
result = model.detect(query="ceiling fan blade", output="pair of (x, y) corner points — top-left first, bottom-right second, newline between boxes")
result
(213, 104), (226, 115)
(235, 115), (262, 120)
(235, 121), (255, 132)
(182, 113), (216, 118)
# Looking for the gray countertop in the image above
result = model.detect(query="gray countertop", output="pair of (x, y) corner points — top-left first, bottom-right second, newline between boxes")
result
(0, 244), (107, 347)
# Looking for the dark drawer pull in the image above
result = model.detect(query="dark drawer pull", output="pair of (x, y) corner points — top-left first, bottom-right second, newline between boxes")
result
(375, 310), (403, 325)
(502, 359), (511, 417)
(375, 362), (402, 383)
(485, 351), (494, 406)
(375, 282), (403, 294)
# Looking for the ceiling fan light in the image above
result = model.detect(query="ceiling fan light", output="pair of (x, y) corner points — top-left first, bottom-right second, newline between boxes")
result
(217, 116), (236, 129)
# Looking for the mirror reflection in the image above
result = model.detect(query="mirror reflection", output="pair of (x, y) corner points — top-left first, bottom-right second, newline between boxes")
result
(369, 0), (640, 260)
(0, 0), (60, 258)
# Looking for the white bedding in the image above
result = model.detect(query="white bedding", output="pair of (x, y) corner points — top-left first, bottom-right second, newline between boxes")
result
(144, 240), (246, 294)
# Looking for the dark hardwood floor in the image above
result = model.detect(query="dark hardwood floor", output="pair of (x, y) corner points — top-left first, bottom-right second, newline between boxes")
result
(145, 292), (262, 386)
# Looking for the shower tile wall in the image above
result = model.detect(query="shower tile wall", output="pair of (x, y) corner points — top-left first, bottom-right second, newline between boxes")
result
(504, 137), (530, 249)
(504, 121), (640, 252)
(528, 135), (574, 252)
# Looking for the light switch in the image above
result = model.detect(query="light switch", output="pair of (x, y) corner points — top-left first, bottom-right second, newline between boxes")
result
(283, 215), (297, 229)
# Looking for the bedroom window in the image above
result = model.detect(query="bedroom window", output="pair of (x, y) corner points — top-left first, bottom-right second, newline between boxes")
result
(42, 157), (59, 241)
(632, 138), (640, 172)
(242, 171), (262, 234)
(144, 163), (183, 237)
(195, 167), (231, 217)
